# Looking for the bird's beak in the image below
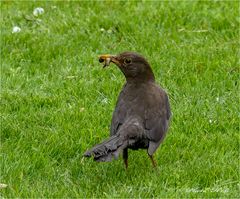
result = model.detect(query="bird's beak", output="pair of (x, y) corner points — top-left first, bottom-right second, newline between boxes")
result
(99, 54), (120, 68)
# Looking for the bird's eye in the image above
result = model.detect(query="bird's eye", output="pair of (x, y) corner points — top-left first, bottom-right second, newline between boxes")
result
(124, 58), (132, 64)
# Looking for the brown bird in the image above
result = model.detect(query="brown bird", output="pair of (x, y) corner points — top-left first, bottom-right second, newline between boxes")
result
(84, 52), (171, 169)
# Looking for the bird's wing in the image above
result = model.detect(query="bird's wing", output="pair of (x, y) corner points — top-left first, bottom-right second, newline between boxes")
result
(145, 87), (171, 155)
(110, 88), (128, 136)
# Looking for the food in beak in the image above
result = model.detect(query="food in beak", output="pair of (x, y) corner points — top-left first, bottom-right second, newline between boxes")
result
(99, 55), (112, 68)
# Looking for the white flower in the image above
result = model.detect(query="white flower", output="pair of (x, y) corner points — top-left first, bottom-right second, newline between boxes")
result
(0, 183), (8, 189)
(100, 28), (105, 32)
(209, 119), (212, 124)
(80, 107), (85, 112)
(102, 98), (108, 104)
(33, 7), (44, 16)
(107, 29), (113, 34)
(216, 97), (219, 102)
(12, 26), (21, 33)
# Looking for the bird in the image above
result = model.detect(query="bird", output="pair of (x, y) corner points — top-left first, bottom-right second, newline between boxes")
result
(84, 52), (171, 169)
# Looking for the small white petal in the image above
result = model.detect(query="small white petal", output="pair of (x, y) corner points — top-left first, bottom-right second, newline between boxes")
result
(216, 97), (219, 102)
(66, 75), (77, 79)
(102, 98), (108, 104)
(0, 183), (8, 189)
(33, 7), (44, 16)
(107, 29), (112, 34)
(12, 26), (21, 33)
(209, 119), (212, 124)
(100, 28), (105, 32)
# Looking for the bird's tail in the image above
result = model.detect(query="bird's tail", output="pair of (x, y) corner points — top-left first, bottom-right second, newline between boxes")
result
(83, 135), (127, 162)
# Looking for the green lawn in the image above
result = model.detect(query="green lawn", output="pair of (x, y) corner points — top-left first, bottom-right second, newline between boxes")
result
(1, 1), (239, 198)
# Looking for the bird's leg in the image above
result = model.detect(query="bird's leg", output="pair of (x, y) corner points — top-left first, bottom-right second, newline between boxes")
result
(148, 154), (157, 168)
(123, 148), (128, 170)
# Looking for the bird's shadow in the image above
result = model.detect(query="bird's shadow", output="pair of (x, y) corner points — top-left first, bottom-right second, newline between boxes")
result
(80, 152), (161, 187)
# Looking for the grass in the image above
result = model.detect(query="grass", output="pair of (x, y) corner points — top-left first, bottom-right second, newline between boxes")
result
(1, 1), (239, 198)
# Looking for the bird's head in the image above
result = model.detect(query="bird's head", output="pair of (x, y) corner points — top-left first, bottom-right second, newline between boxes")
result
(99, 52), (155, 82)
